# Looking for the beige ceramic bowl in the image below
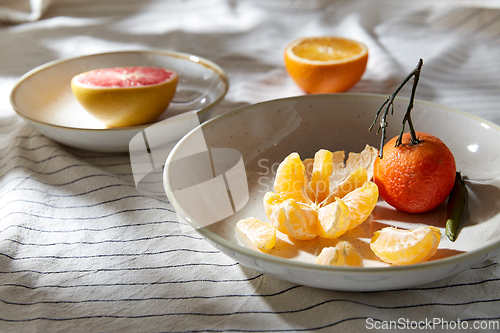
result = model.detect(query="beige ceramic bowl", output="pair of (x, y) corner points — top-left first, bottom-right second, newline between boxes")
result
(164, 93), (500, 291)
(10, 50), (229, 152)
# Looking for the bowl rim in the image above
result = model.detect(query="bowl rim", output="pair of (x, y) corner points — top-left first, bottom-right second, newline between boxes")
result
(164, 92), (500, 275)
(10, 49), (230, 132)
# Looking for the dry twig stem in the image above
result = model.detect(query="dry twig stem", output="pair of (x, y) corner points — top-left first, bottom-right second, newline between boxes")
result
(369, 58), (424, 158)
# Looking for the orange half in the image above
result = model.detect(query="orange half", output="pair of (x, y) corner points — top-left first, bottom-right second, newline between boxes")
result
(284, 36), (368, 94)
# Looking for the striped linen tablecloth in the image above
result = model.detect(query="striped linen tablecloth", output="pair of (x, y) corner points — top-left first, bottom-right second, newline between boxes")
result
(1, 0), (500, 332)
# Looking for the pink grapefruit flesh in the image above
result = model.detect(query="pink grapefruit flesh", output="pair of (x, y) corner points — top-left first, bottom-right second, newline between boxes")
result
(71, 66), (178, 127)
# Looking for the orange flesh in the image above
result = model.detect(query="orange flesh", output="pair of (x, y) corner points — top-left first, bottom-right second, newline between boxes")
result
(292, 38), (364, 61)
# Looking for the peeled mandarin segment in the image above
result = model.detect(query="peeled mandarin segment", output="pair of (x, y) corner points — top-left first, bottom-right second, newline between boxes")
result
(345, 145), (378, 182)
(236, 217), (276, 251)
(270, 199), (317, 240)
(327, 150), (347, 187)
(309, 149), (333, 204)
(328, 145), (377, 191)
(342, 181), (379, 230)
(315, 241), (363, 267)
(370, 226), (441, 265)
(274, 153), (311, 204)
(323, 167), (368, 206)
(317, 198), (350, 239)
(335, 241), (364, 267)
(315, 247), (338, 266)
(263, 192), (283, 219)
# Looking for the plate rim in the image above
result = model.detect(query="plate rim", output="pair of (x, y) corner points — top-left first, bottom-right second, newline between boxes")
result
(10, 49), (230, 132)
(164, 92), (500, 275)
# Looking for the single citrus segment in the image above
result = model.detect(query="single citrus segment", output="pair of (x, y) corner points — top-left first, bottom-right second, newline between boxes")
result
(263, 191), (284, 219)
(370, 226), (441, 265)
(373, 132), (456, 213)
(329, 145), (378, 191)
(308, 149), (334, 203)
(342, 181), (379, 230)
(270, 199), (317, 240)
(326, 166), (367, 203)
(284, 36), (368, 94)
(236, 217), (276, 251)
(71, 66), (178, 127)
(274, 152), (311, 204)
(317, 198), (350, 238)
(315, 241), (363, 267)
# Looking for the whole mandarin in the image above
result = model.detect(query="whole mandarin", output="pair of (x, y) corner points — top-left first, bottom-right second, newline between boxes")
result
(373, 132), (456, 213)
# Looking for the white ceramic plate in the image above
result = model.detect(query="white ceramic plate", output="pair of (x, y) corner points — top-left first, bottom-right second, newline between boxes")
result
(10, 50), (229, 152)
(163, 93), (500, 291)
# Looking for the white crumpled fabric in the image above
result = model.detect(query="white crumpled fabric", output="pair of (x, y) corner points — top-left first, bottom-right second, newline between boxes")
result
(0, 0), (52, 23)
(0, 0), (499, 332)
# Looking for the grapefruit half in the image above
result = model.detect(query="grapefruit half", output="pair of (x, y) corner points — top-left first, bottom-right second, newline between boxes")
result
(71, 66), (178, 127)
